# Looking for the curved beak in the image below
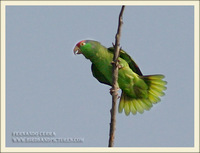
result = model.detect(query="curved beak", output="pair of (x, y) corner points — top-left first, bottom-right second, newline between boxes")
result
(73, 46), (82, 55)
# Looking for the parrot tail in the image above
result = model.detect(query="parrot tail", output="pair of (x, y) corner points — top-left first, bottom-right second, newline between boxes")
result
(118, 75), (167, 115)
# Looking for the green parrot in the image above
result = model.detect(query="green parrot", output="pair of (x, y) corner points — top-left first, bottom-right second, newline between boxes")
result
(73, 40), (167, 115)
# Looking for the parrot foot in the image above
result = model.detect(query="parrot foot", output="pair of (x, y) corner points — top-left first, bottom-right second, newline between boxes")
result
(111, 60), (123, 69)
(117, 63), (123, 69)
(109, 87), (120, 95)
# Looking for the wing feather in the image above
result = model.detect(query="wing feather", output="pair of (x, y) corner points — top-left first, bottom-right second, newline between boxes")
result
(91, 64), (111, 86)
(108, 47), (143, 76)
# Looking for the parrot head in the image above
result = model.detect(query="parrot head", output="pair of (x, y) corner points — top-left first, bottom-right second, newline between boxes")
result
(73, 40), (100, 59)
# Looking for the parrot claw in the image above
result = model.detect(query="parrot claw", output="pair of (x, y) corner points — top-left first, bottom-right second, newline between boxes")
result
(111, 60), (123, 69)
(117, 63), (123, 69)
(111, 61), (115, 64)
(109, 87), (120, 95)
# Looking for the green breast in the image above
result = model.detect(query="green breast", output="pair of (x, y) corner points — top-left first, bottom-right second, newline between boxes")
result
(91, 52), (113, 84)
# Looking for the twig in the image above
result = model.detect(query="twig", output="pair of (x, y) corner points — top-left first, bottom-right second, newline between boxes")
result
(108, 5), (125, 147)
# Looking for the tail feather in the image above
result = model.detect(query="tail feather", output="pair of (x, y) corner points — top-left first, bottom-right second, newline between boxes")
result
(143, 99), (153, 108)
(124, 101), (130, 116)
(138, 99), (151, 111)
(151, 84), (166, 92)
(130, 102), (137, 115)
(133, 99), (144, 114)
(118, 75), (167, 115)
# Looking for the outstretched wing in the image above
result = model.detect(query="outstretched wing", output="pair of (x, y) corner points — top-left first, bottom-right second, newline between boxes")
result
(91, 64), (112, 86)
(108, 47), (143, 76)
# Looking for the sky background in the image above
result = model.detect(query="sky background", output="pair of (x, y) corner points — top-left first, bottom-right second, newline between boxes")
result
(6, 5), (194, 147)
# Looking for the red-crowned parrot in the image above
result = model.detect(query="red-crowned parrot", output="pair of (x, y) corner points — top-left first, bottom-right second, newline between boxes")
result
(73, 40), (167, 115)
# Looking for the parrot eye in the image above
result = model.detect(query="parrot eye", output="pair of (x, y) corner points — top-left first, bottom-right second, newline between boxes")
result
(80, 42), (86, 46)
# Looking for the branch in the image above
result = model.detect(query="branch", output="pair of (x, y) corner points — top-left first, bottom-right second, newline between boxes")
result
(108, 5), (125, 147)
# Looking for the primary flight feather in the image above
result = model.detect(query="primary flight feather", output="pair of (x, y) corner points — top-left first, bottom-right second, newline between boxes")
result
(73, 40), (167, 115)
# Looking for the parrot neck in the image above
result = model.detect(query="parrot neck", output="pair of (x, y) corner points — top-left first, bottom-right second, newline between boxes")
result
(90, 46), (112, 63)
(81, 43), (110, 61)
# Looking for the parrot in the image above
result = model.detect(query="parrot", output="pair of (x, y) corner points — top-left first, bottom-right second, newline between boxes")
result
(73, 40), (167, 116)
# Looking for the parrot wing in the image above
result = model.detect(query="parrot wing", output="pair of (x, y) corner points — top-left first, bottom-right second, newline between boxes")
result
(91, 64), (112, 86)
(108, 47), (143, 76)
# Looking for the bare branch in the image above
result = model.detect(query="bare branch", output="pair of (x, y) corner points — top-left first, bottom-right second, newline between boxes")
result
(108, 5), (125, 147)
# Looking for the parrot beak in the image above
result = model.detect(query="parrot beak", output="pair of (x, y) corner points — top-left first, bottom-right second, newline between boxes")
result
(73, 46), (82, 55)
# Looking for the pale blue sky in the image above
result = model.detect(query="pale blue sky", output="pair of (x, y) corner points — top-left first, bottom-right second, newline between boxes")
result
(6, 6), (194, 147)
